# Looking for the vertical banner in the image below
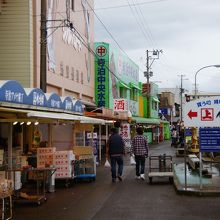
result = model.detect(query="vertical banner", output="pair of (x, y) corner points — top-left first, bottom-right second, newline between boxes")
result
(120, 123), (131, 153)
(94, 43), (109, 108)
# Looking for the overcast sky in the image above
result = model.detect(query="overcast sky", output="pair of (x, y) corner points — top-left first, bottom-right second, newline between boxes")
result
(94, 0), (220, 94)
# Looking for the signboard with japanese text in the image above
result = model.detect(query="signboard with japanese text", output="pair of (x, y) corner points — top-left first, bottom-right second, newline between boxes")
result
(109, 46), (139, 84)
(199, 128), (220, 152)
(119, 123), (131, 152)
(183, 96), (220, 127)
(114, 99), (128, 112)
(94, 43), (109, 108)
(0, 80), (83, 114)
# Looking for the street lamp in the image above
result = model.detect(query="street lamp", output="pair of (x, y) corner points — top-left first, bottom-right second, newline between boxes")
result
(194, 65), (220, 97)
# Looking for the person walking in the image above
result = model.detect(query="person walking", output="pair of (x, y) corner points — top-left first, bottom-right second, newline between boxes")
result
(131, 126), (148, 180)
(106, 127), (125, 183)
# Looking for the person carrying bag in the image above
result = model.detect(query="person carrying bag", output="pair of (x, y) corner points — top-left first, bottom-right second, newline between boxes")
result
(106, 127), (125, 183)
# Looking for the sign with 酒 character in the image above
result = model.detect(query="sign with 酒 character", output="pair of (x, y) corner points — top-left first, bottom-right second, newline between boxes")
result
(114, 99), (128, 111)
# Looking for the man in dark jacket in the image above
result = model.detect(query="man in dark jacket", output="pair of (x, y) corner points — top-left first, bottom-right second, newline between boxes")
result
(106, 127), (125, 183)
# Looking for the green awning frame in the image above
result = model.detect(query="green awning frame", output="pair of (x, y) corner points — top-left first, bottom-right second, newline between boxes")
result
(118, 81), (131, 89)
(160, 119), (169, 124)
(133, 116), (160, 125)
(152, 97), (160, 102)
(129, 82), (141, 90)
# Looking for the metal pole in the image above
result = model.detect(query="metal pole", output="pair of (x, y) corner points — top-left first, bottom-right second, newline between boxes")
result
(40, 0), (47, 92)
(180, 75), (183, 122)
(181, 74), (187, 190)
(199, 151), (203, 191)
(194, 65), (220, 97)
(8, 123), (13, 173)
(146, 50), (149, 85)
(178, 74), (187, 189)
(146, 50), (150, 118)
(99, 124), (101, 163)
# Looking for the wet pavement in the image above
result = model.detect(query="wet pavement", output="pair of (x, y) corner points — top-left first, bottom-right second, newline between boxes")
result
(13, 141), (220, 220)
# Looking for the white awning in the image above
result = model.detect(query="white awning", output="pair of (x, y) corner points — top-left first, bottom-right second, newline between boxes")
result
(27, 111), (106, 124)
(0, 107), (107, 125)
(27, 111), (82, 121)
(80, 116), (106, 124)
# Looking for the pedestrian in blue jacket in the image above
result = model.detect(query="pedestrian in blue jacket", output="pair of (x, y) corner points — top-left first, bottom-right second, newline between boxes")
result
(106, 127), (125, 183)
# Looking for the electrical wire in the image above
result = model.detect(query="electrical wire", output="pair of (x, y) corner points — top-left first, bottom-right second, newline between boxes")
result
(87, 2), (130, 58)
(126, 0), (153, 47)
(133, 0), (158, 48)
(56, 10), (127, 83)
(33, 0), (168, 16)
(91, 0), (168, 11)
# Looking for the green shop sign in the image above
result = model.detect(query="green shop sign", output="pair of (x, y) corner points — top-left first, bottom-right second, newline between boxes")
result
(95, 43), (109, 108)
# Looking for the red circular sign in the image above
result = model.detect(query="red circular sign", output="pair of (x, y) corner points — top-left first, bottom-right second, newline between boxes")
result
(96, 46), (107, 57)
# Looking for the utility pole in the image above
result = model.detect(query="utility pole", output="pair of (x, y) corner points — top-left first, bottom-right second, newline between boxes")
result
(178, 74), (188, 122)
(40, 0), (47, 92)
(178, 74), (188, 190)
(180, 75), (184, 122)
(144, 49), (162, 118)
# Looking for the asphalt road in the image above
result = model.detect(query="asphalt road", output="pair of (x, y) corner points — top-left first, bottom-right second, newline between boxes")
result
(13, 141), (220, 220)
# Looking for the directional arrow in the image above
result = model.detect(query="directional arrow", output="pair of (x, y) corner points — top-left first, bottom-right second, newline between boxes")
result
(188, 110), (198, 119)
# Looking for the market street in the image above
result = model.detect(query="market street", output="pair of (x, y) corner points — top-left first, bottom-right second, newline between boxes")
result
(14, 141), (220, 220)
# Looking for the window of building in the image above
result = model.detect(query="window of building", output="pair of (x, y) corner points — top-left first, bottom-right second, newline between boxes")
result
(60, 62), (64, 76)
(66, 65), (69, 78)
(76, 70), (79, 82)
(130, 88), (138, 101)
(71, 0), (75, 11)
(71, 67), (74, 81)
(152, 101), (158, 110)
(119, 87), (127, 98)
(81, 72), (84, 84)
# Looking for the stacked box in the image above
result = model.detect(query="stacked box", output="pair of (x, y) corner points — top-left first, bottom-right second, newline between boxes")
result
(55, 151), (75, 179)
(37, 147), (56, 168)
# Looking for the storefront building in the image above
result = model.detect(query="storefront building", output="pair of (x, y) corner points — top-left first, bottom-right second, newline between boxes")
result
(136, 82), (170, 143)
(95, 42), (140, 114)
(94, 42), (170, 144)
(0, 80), (107, 209)
(0, 0), (95, 104)
(94, 42), (141, 151)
